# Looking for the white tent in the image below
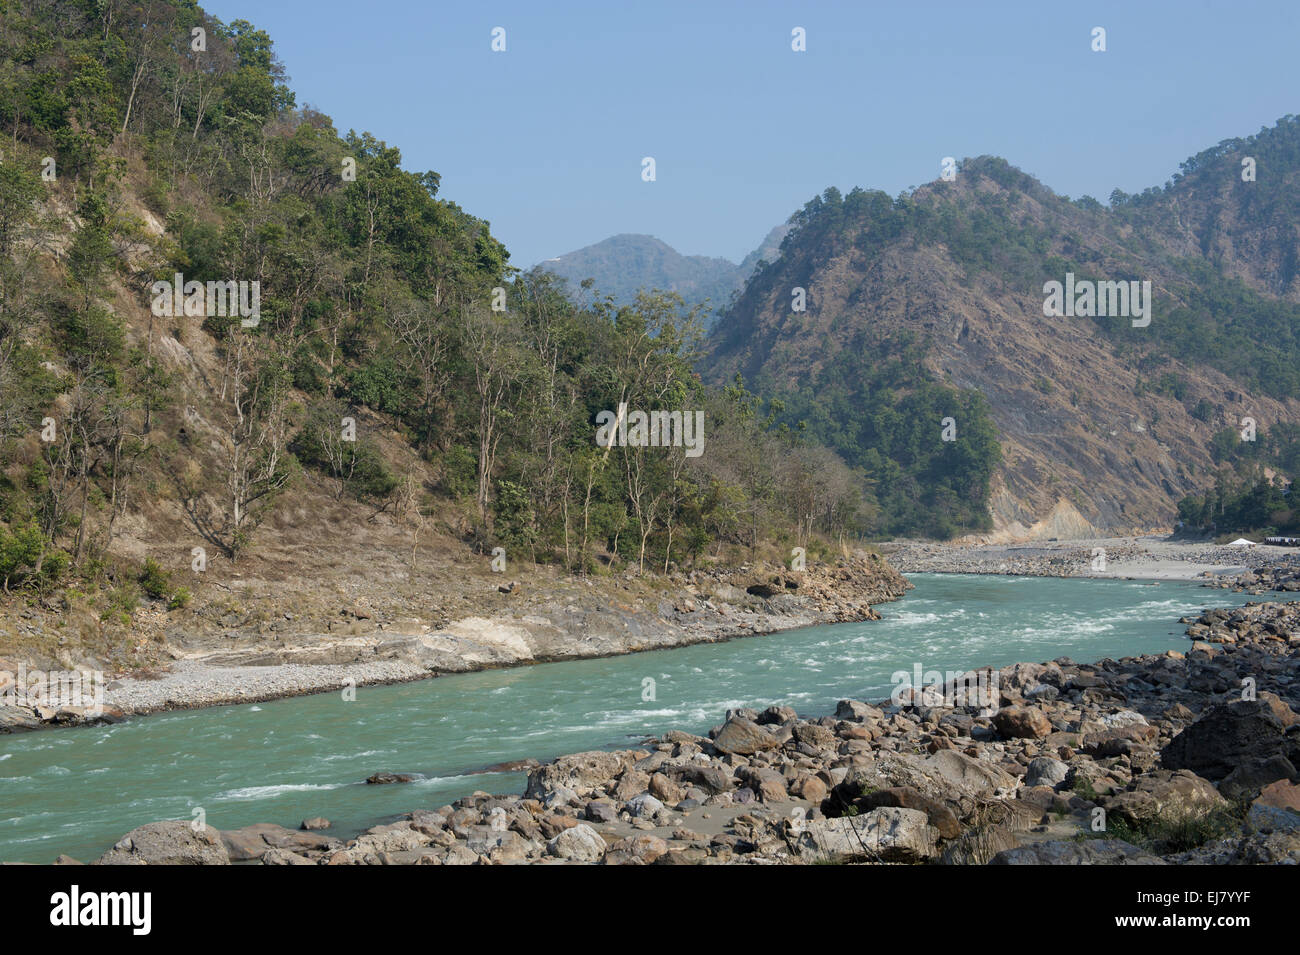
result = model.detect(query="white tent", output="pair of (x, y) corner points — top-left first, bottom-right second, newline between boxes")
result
(1226, 538), (1256, 547)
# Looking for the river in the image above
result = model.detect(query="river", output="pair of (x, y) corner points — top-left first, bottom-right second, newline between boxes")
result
(0, 573), (1254, 863)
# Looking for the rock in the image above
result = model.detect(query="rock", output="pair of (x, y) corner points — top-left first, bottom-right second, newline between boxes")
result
(95, 822), (230, 865)
(794, 808), (938, 863)
(858, 786), (962, 839)
(261, 847), (316, 865)
(989, 839), (1166, 865)
(671, 764), (732, 794)
(792, 775), (828, 803)
(648, 772), (683, 804)
(1099, 709), (1150, 728)
(366, 771), (415, 784)
(1103, 770), (1227, 828)
(1255, 779), (1300, 813)
(743, 767), (788, 803)
(526, 751), (627, 799)
(604, 834), (669, 865)
(221, 823), (337, 861)
(1247, 803), (1300, 833)
(585, 800), (617, 823)
(301, 817), (331, 831)
(1219, 755), (1297, 801)
(626, 793), (664, 819)
(712, 716), (778, 755)
(1024, 756), (1069, 789)
(547, 823), (606, 862)
(992, 705), (1052, 740)
(836, 700), (882, 722)
(792, 722), (837, 748)
(938, 825), (1022, 865)
(1161, 698), (1300, 780)
(611, 769), (650, 801)
(758, 705), (798, 725)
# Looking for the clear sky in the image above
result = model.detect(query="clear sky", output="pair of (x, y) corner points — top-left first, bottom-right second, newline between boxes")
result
(203, 0), (1300, 269)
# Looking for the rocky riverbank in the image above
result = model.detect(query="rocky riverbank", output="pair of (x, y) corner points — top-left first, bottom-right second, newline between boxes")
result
(0, 553), (910, 732)
(886, 535), (1300, 587)
(61, 599), (1300, 865)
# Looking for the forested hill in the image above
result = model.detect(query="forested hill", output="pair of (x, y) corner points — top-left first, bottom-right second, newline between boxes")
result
(0, 0), (888, 661)
(706, 118), (1300, 538)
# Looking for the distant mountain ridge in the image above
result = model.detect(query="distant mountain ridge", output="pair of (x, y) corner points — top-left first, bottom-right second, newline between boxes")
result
(538, 226), (790, 325)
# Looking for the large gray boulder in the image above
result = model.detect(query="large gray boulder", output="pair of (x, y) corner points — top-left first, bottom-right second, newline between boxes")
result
(526, 751), (628, 799)
(547, 823), (606, 862)
(95, 821), (230, 865)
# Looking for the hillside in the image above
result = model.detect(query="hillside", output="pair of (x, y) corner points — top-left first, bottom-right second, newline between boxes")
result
(706, 121), (1300, 538)
(0, 1), (887, 673)
(539, 226), (790, 327)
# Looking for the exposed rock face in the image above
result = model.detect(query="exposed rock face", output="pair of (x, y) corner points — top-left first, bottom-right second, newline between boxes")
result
(705, 145), (1300, 534)
(94, 822), (230, 865)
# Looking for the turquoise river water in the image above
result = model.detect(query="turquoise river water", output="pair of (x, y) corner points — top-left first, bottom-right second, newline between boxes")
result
(0, 573), (1255, 863)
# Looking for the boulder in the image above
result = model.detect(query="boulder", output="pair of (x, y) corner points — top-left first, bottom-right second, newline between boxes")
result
(525, 751), (627, 799)
(366, 772), (415, 785)
(547, 823), (606, 862)
(300, 817), (331, 831)
(604, 834), (669, 865)
(95, 821), (230, 865)
(1161, 698), (1300, 780)
(221, 823), (337, 861)
(835, 700), (883, 722)
(712, 716), (778, 755)
(858, 786), (961, 839)
(1024, 757), (1069, 790)
(992, 705), (1052, 740)
(625, 793), (665, 819)
(938, 825), (1022, 865)
(989, 839), (1166, 865)
(793, 808), (938, 863)
(1103, 770), (1227, 828)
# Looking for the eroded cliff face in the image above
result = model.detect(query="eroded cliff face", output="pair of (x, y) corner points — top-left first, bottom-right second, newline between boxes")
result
(706, 142), (1300, 539)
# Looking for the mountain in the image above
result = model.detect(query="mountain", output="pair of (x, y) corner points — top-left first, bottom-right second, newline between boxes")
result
(538, 226), (790, 326)
(706, 118), (1300, 539)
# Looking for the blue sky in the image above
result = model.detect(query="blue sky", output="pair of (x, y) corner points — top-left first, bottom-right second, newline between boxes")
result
(204, 0), (1300, 268)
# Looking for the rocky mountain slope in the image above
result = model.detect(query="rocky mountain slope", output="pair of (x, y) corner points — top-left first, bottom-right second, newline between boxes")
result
(706, 119), (1300, 538)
